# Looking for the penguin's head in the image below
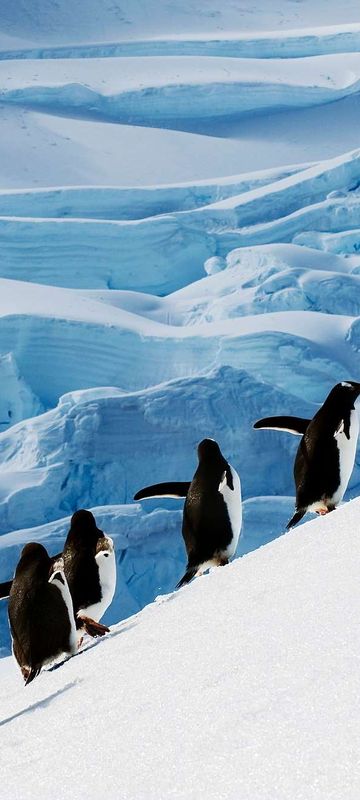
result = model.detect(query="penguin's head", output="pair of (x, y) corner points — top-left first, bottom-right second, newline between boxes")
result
(197, 438), (223, 462)
(335, 381), (360, 404)
(21, 542), (48, 560)
(68, 509), (105, 551)
(340, 381), (360, 396)
(17, 542), (51, 579)
(95, 534), (115, 567)
(70, 509), (99, 529)
(325, 381), (360, 410)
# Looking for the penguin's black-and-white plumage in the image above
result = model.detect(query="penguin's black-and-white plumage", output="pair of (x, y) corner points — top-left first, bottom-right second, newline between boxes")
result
(62, 510), (116, 637)
(134, 438), (242, 588)
(254, 381), (360, 528)
(2, 510), (116, 638)
(8, 543), (77, 685)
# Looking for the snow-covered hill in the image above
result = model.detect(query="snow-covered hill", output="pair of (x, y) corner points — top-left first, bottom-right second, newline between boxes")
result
(1, 502), (359, 799)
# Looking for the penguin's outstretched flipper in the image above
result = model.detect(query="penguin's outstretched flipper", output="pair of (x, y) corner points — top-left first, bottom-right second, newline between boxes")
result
(286, 508), (306, 530)
(0, 580), (13, 599)
(254, 416), (310, 435)
(134, 481), (190, 501)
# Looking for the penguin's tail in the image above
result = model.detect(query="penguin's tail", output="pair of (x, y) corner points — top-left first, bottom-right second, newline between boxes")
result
(23, 665), (41, 686)
(176, 566), (197, 590)
(286, 508), (306, 530)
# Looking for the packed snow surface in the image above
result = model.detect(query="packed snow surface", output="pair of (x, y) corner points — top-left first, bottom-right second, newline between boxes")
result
(1, 502), (360, 799)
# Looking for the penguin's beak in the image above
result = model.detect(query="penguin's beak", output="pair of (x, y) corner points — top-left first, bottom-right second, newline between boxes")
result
(350, 381), (360, 396)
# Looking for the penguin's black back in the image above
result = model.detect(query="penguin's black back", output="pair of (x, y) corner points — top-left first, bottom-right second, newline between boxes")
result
(183, 440), (233, 567)
(294, 384), (355, 508)
(8, 543), (72, 679)
(62, 510), (104, 617)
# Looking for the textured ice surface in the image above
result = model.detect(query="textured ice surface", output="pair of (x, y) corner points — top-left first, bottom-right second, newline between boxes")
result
(1, 149), (360, 294)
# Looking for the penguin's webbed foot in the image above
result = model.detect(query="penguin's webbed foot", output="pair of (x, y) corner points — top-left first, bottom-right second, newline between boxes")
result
(317, 503), (336, 516)
(79, 616), (110, 638)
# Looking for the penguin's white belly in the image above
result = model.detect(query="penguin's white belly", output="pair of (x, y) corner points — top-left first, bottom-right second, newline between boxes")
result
(49, 569), (78, 655)
(218, 465), (242, 558)
(78, 536), (116, 623)
(331, 409), (359, 504)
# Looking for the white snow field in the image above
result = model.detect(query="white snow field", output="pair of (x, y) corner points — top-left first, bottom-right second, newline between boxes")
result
(0, 502), (360, 800)
(1, 1), (360, 793)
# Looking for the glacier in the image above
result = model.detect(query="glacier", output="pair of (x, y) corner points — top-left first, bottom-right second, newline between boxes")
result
(1, 0), (360, 679)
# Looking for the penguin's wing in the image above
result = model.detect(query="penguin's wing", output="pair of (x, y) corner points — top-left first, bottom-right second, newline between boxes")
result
(253, 416), (310, 435)
(0, 579), (13, 599)
(134, 481), (190, 500)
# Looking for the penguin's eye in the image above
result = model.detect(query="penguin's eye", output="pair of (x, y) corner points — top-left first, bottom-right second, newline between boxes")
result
(103, 553), (109, 558)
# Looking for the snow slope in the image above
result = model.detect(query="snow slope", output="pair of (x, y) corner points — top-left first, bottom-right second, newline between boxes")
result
(0, 502), (359, 799)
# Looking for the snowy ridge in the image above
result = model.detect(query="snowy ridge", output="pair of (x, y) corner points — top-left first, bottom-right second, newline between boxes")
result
(0, 276), (357, 406)
(1, 149), (360, 293)
(3, 24), (360, 61)
(0, 163), (311, 219)
(2, 54), (360, 128)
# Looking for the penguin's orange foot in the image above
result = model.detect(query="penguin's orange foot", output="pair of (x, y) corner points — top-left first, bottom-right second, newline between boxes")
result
(79, 616), (110, 638)
(317, 507), (329, 516)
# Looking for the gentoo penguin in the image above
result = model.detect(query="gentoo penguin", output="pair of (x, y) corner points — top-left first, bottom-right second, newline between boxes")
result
(62, 510), (116, 637)
(1, 510), (116, 638)
(134, 438), (242, 588)
(254, 381), (360, 528)
(8, 543), (77, 685)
